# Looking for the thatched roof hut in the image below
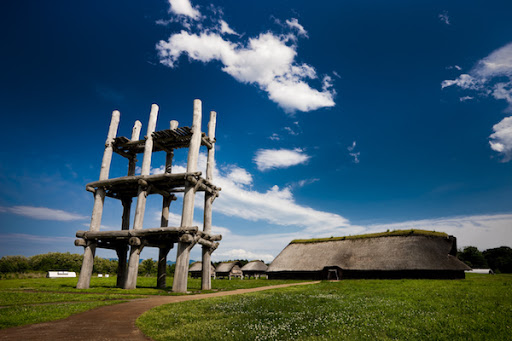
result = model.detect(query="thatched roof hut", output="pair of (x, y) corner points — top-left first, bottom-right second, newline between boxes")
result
(216, 261), (243, 279)
(241, 260), (268, 278)
(267, 230), (470, 280)
(188, 262), (216, 279)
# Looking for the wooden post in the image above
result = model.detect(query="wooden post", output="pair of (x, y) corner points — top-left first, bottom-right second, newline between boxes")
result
(125, 104), (159, 289)
(165, 120), (178, 173)
(156, 121), (178, 288)
(116, 198), (131, 287)
(173, 99), (202, 293)
(128, 120), (142, 176)
(117, 121), (141, 288)
(202, 111), (217, 290)
(77, 110), (120, 289)
(157, 195), (173, 289)
(157, 246), (171, 289)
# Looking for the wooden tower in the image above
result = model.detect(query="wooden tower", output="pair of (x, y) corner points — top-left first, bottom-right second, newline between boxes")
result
(75, 100), (221, 292)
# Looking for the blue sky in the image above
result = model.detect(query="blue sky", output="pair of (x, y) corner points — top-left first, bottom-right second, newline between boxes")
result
(1, 0), (511, 262)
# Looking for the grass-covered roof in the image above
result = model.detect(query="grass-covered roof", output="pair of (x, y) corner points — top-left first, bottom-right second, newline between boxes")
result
(291, 229), (448, 244)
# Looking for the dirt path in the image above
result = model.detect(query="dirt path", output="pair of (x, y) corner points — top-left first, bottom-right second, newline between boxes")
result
(0, 281), (319, 341)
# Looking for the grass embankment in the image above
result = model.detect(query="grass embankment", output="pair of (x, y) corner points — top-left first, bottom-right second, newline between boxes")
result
(138, 274), (512, 340)
(0, 276), (304, 329)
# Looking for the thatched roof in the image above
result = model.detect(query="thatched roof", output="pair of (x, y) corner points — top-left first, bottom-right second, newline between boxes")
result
(216, 261), (240, 273)
(241, 260), (268, 272)
(267, 231), (470, 273)
(189, 261), (215, 272)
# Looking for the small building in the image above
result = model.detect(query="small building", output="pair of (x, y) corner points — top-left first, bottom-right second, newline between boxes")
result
(267, 230), (470, 280)
(216, 261), (243, 279)
(241, 260), (268, 279)
(189, 261), (216, 279)
(47, 271), (77, 278)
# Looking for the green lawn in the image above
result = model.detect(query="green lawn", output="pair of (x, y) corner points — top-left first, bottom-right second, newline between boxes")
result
(137, 274), (512, 340)
(0, 275), (304, 329)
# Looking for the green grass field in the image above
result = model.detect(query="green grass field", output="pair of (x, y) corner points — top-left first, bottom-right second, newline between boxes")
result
(137, 274), (512, 340)
(0, 276), (303, 329)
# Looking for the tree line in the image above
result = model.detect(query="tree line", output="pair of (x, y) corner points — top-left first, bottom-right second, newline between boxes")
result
(0, 253), (179, 278)
(0, 252), (118, 275)
(457, 246), (512, 273)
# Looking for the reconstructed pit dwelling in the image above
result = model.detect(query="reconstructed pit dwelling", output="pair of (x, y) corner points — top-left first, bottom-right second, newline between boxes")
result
(75, 100), (221, 292)
(267, 230), (470, 280)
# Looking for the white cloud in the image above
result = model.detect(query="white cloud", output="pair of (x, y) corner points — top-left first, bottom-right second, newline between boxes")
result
(459, 96), (474, 102)
(254, 148), (310, 171)
(284, 127), (298, 135)
(438, 11), (450, 25)
(296, 178), (319, 188)
(442, 42), (512, 161)
(220, 20), (238, 36)
(212, 248), (275, 263)
(489, 116), (512, 162)
(347, 141), (360, 163)
(226, 166), (253, 186)
(156, 15), (335, 112)
(0, 206), (87, 221)
(168, 0), (200, 19)
(168, 152), (349, 231)
(441, 74), (480, 90)
(349, 152), (360, 164)
(269, 133), (280, 141)
(473, 42), (512, 79)
(285, 18), (308, 38)
(447, 65), (462, 71)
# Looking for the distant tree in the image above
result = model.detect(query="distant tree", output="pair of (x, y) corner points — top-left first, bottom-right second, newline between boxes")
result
(457, 246), (488, 268)
(140, 258), (156, 276)
(93, 257), (118, 274)
(167, 263), (176, 275)
(483, 247), (512, 273)
(29, 252), (83, 272)
(0, 256), (30, 273)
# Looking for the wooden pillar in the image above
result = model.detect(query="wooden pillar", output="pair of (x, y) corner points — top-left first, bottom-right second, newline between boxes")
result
(173, 99), (202, 293)
(157, 195), (173, 289)
(125, 104), (159, 289)
(166, 120), (178, 173)
(128, 120), (142, 175)
(116, 121), (141, 288)
(157, 246), (171, 289)
(156, 120), (178, 289)
(202, 111), (217, 290)
(116, 198), (132, 287)
(77, 110), (120, 289)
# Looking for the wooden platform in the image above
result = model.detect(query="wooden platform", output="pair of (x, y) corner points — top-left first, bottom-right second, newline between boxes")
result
(75, 226), (221, 250)
(112, 127), (214, 158)
(86, 172), (221, 200)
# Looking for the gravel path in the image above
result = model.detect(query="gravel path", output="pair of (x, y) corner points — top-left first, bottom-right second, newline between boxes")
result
(0, 281), (319, 341)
